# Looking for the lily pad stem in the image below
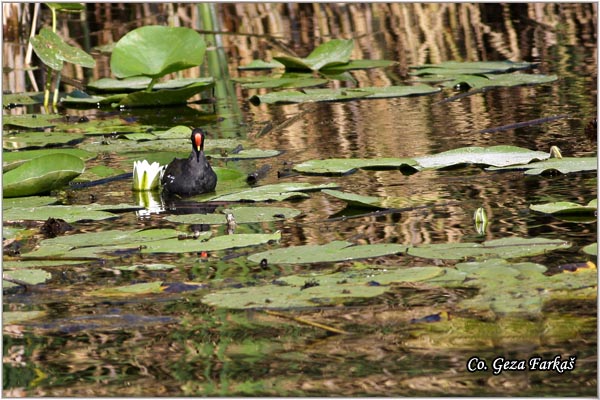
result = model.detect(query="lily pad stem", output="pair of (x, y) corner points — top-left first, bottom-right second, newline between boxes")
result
(146, 77), (159, 92)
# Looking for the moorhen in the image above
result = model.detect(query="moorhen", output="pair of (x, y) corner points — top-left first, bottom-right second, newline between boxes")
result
(161, 128), (218, 196)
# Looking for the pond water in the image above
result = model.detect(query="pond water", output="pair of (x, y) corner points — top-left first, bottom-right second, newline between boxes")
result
(3, 4), (597, 397)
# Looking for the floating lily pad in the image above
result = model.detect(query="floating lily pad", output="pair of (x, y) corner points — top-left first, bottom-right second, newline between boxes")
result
(60, 92), (127, 106)
(440, 73), (558, 89)
(320, 59), (397, 73)
(3, 260), (89, 268)
(238, 59), (285, 70)
(530, 199), (597, 215)
(3, 196), (58, 209)
(3, 153), (85, 197)
(34, 228), (179, 249)
(3, 92), (43, 107)
(3, 114), (61, 128)
(582, 243), (597, 256)
(207, 182), (339, 202)
(111, 26), (205, 79)
(203, 266), (443, 309)
(3, 148), (96, 171)
(3, 131), (85, 150)
(410, 61), (537, 76)
(273, 39), (354, 71)
(3, 205), (119, 223)
(165, 206), (301, 225)
(211, 148), (282, 160)
(3, 269), (52, 287)
(117, 81), (215, 107)
(88, 76), (214, 92)
(3, 311), (46, 324)
(250, 84), (440, 105)
(141, 231), (281, 254)
(236, 74), (328, 89)
(248, 240), (408, 265)
(488, 157), (597, 175)
(414, 145), (549, 170)
(294, 157), (418, 175)
(88, 281), (164, 297)
(407, 237), (570, 260)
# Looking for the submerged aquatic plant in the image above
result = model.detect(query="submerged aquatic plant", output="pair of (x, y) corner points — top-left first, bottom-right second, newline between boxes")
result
(132, 160), (164, 191)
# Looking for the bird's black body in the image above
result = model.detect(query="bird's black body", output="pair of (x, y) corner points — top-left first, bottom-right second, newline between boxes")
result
(161, 128), (217, 196)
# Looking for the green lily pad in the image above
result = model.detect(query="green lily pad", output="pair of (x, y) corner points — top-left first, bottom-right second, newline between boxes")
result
(60, 92), (127, 106)
(3, 148), (96, 171)
(294, 157), (418, 175)
(453, 259), (596, 315)
(3, 114), (61, 128)
(407, 237), (570, 260)
(141, 231), (281, 254)
(2, 195), (57, 209)
(3, 260), (89, 268)
(320, 59), (397, 73)
(88, 76), (214, 92)
(248, 240), (408, 265)
(3, 269), (52, 287)
(273, 39), (354, 71)
(3, 205), (119, 223)
(211, 148), (282, 160)
(3, 131), (85, 150)
(30, 27), (95, 71)
(3, 153), (85, 197)
(3, 92), (43, 107)
(111, 25), (205, 79)
(203, 266), (443, 309)
(250, 84), (440, 105)
(488, 157), (597, 175)
(410, 61), (537, 75)
(117, 81), (215, 107)
(206, 182), (339, 202)
(236, 74), (329, 89)
(165, 206), (301, 225)
(530, 199), (597, 215)
(238, 59), (285, 70)
(3, 311), (47, 324)
(441, 73), (558, 89)
(88, 281), (164, 297)
(34, 228), (179, 249)
(582, 243), (597, 256)
(414, 145), (550, 170)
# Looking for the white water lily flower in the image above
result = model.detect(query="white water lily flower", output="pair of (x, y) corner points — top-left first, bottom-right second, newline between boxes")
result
(132, 160), (164, 191)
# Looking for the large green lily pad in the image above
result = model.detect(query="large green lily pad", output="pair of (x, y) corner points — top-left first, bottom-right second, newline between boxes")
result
(3, 148), (96, 171)
(530, 199), (597, 215)
(206, 182), (339, 202)
(165, 206), (301, 225)
(140, 231), (281, 254)
(117, 81), (215, 107)
(414, 145), (549, 170)
(410, 61), (537, 76)
(294, 157), (418, 175)
(3, 269), (52, 288)
(407, 237), (570, 260)
(3, 131), (85, 150)
(248, 240), (408, 265)
(3, 114), (62, 129)
(250, 84), (440, 105)
(88, 76), (214, 92)
(111, 25), (205, 79)
(202, 265), (443, 309)
(488, 157), (597, 175)
(273, 39), (354, 71)
(3, 204), (123, 223)
(3, 153), (85, 197)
